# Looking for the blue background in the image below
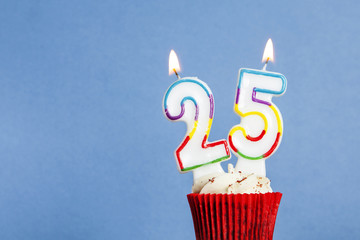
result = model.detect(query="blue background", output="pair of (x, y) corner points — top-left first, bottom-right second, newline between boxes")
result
(0, 0), (358, 239)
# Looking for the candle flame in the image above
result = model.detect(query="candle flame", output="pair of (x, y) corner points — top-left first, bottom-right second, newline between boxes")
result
(169, 50), (181, 75)
(262, 38), (274, 63)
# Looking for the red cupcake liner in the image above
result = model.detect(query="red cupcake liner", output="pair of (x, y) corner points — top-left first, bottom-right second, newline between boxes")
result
(187, 192), (282, 240)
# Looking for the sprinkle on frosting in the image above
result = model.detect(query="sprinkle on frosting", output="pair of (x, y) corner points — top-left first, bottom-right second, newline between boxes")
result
(192, 164), (273, 194)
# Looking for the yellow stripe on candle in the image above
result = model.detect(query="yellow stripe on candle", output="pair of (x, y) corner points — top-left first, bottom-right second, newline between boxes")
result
(229, 125), (247, 138)
(189, 121), (198, 139)
(269, 105), (282, 134)
(206, 118), (213, 137)
(234, 104), (268, 131)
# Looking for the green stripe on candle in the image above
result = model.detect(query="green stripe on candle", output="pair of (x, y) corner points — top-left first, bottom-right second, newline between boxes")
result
(181, 155), (230, 172)
(237, 151), (263, 160)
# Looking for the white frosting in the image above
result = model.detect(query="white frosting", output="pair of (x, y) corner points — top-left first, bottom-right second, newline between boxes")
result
(192, 164), (272, 194)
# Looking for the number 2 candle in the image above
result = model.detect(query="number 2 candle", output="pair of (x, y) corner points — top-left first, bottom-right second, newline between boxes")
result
(163, 50), (231, 180)
(228, 39), (287, 176)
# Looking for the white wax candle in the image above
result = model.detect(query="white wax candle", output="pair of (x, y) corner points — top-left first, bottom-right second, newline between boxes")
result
(163, 77), (231, 179)
(228, 68), (287, 176)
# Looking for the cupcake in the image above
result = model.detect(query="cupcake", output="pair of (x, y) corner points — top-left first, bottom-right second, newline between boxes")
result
(163, 47), (286, 239)
(188, 164), (282, 240)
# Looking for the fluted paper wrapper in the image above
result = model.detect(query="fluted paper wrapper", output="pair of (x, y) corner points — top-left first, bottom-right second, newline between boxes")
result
(187, 192), (282, 240)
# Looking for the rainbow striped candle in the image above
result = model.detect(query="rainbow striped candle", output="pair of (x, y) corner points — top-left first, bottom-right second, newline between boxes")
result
(163, 51), (230, 180)
(228, 39), (287, 176)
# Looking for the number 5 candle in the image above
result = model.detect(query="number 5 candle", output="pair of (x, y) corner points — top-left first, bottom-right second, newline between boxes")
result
(228, 39), (287, 176)
(163, 50), (231, 180)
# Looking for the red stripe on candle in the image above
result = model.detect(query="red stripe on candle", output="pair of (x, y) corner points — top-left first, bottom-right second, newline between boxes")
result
(176, 136), (190, 170)
(263, 132), (280, 158)
(201, 135), (208, 148)
(228, 135), (238, 153)
(246, 130), (266, 142)
(201, 135), (230, 156)
(224, 140), (230, 156)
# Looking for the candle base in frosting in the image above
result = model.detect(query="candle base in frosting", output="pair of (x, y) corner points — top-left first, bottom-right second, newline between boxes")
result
(235, 157), (266, 176)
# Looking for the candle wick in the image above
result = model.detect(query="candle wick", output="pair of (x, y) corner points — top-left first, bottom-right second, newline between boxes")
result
(173, 68), (181, 79)
(262, 57), (269, 71)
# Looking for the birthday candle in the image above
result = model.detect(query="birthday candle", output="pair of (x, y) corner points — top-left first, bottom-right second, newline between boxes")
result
(163, 50), (231, 179)
(228, 39), (287, 176)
